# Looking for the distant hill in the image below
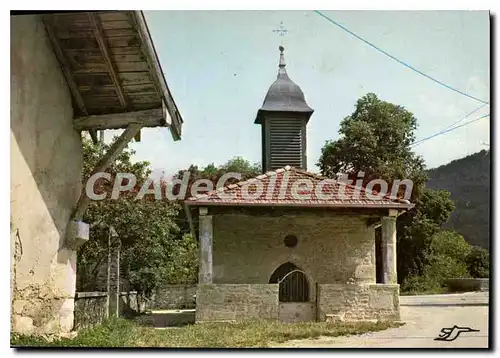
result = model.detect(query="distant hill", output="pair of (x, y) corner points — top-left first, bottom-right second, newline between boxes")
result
(426, 150), (490, 250)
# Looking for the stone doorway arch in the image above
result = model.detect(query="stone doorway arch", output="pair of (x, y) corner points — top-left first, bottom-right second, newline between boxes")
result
(269, 262), (309, 302)
(270, 262), (316, 323)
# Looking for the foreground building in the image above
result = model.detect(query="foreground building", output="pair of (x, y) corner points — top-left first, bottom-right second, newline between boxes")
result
(11, 11), (183, 334)
(186, 46), (413, 323)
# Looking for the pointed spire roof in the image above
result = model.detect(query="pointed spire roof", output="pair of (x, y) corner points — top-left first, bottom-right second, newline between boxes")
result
(255, 46), (314, 124)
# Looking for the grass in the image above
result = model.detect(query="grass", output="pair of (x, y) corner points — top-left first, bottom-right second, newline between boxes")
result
(400, 287), (448, 296)
(11, 317), (403, 348)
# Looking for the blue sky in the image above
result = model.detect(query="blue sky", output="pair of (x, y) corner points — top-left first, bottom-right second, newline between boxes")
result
(116, 10), (490, 179)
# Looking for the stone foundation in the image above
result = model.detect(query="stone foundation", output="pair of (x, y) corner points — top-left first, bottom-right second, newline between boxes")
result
(195, 284), (279, 322)
(11, 297), (75, 335)
(317, 284), (400, 322)
(195, 283), (400, 323)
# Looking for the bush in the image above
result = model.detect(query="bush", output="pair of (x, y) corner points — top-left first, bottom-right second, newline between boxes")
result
(401, 230), (472, 294)
(429, 230), (471, 261)
(425, 254), (470, 281)
(401, 273), (439, 294)
(466, 246), (490, 278)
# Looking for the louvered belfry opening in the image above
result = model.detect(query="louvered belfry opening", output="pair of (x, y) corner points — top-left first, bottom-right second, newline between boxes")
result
(263, 116), (307, 171)
(255, 46), (314, 173)
(270, 262), (309, 302)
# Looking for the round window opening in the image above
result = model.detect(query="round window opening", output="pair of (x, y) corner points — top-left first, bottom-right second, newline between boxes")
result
(284, 235), (298, 248)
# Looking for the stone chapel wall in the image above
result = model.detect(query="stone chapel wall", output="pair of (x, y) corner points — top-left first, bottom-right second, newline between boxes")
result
(212, 212), (376, 291)
(196, 284), (279, 322)
(11, 15), (83, 334)
(317, 283), (400, 322)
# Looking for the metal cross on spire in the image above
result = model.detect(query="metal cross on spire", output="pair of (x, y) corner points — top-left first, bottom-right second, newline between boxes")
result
(272, 21), (288, 45)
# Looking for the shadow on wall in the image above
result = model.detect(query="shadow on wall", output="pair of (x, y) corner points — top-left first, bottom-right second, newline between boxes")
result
(10, 15), (84, 334)
(10, 14), (83, 264)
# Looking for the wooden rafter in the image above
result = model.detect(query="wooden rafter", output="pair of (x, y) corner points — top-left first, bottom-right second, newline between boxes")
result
(43, 15), (88, 116)
(88, 12), (128, 110)
(129, 11), (182, 140)
(89, 129), (99, 144)
(73, 108), (164, 131)
(72, 123), (143, 221)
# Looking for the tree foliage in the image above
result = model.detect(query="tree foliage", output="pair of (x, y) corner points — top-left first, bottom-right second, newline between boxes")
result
(466, 246), (490, 278)
(316, 93), (457, 288)
(401, 230), (472, 293)
(77, 137), (197, 296)
(173, 157), (261, 234)
(396, 188), (455, 281)
(174, 156), (261, 195)
(317, 93), (427, 200)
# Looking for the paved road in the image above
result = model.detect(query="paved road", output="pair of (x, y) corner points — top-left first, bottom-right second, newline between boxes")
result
(273, 292), (489, 348)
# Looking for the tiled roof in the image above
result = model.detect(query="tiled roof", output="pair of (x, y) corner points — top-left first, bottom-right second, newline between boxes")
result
(185, 166), (414, 209)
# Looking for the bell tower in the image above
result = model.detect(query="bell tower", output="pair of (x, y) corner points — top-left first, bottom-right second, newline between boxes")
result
(255, 46), (314, 173)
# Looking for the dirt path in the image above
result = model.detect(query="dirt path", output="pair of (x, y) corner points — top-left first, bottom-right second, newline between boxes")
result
(272, 292), (489, 348)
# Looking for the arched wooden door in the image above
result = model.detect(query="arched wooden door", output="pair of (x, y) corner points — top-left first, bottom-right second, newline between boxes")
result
(270, 262), (316, 322)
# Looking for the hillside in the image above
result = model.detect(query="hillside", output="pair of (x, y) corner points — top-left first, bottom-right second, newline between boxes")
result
(426, 150), (490, 249)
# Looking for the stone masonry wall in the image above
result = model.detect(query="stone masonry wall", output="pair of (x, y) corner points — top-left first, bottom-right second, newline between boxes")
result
(317, 284), (400, 322)
(212, 212), (376, 296)
(73, 291), (143, 331)
(11, 15), (83, 334)
(150, 285), (197, 310)
(73, 293), (108, 331)
(195, 284), (279, 322)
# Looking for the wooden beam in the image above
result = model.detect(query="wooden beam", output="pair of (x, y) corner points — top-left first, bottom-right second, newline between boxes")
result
(72, 123), (142, 220)
(73, 108), (164, 131)
(129, 11), (182, 140)
(43, 16), (88, 116)
(183, 202), (196, 239)
(89, 129), (99, 144)
(88, 13), (128, 110)
(134, 129), (141, 142)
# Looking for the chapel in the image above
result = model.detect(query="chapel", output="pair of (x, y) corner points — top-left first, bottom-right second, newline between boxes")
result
(185, 46), (413, 323)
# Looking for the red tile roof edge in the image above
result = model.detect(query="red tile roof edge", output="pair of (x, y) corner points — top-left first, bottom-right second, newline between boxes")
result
(184, 166), (414, 209)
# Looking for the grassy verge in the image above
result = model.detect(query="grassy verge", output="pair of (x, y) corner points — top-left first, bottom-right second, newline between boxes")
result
(11, 318), (403, 348)
(400, 287), (448, 296)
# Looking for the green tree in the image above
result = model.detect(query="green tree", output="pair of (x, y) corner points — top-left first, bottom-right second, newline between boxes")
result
(318, 93), (427, 199)
(77, 137), (197, 296)
(397, 189), (455, 281)
(401, 230), (471, 293)
(174, 156), (261, 192)
(173, 157), (261, 235)
(466, 246), (490, 278)
(316, 93), (455, 286)
(429, 230), (472, 261)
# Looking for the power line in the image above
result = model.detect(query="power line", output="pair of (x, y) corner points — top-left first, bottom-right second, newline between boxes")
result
(313, 10), (489, 105)
(412, 103), (489, 147)
(440, 103), (489, 133)
(411, 113), (490, 147)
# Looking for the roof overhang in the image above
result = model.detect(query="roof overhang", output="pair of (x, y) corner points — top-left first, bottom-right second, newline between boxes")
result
(185, 200), (415, 210)
(254, 109), (314, 125)
(31, 11), (183, 140)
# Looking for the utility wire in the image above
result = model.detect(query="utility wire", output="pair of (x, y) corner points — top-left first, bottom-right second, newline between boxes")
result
(411, 103), (489, 147)
(411, 113), (490, 147)
(439, 103), (489, 133)
(314, 10), (489, 105)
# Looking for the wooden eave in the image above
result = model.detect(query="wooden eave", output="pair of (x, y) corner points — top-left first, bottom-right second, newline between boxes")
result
(41, 11), (183, 141)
